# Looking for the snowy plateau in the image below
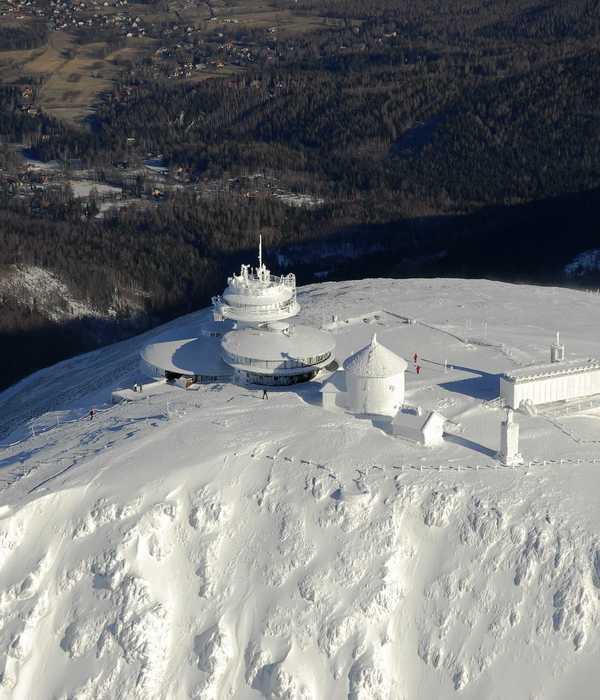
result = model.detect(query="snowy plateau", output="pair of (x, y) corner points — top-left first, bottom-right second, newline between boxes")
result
(2, 278), (600, 700)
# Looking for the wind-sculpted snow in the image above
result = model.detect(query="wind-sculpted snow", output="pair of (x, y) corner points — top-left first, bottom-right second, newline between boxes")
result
(3, 472), (600, 698)
(2, 278), (600, 698)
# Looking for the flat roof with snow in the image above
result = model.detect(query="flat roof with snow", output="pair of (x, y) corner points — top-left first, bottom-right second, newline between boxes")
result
(502, 359), (600, 384)
(140, 319), (234, 377)
(222, 325), (335, 364)
(391, 408), (444, 431)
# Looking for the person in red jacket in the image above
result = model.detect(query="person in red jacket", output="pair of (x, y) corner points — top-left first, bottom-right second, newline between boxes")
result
(416, 365), (421, 375)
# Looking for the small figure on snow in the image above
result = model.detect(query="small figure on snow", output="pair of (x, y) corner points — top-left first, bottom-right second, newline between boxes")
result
(416, 365), (421, 375)
(89, 408), (96, 420)
(413, 352), (418, 364)
(262, 389), (269, 400)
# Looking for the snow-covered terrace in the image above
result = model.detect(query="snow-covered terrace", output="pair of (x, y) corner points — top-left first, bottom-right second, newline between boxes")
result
(221, 326), (335, 373)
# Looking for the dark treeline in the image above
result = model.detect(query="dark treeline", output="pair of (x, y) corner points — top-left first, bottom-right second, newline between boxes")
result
(0, 186), (336, 321)
(0, 22), (47, 51)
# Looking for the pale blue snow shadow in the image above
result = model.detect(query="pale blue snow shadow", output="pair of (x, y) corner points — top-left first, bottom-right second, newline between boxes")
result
(439, 364), (500, 401)
(444, 433), (497, 458)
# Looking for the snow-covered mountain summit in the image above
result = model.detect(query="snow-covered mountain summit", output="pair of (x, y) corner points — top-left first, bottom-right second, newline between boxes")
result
(2, 278), (600, 699)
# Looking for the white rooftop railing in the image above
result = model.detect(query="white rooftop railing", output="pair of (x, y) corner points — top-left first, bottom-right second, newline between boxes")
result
(223, 349), (332, 371)
(214, 297), (300, 317)
(227, 267), (296, 293)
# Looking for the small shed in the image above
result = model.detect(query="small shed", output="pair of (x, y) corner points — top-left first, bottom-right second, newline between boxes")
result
(343, 334), (407, 417)
(320, 382), (343, 410)
(390, 407), (445, 446)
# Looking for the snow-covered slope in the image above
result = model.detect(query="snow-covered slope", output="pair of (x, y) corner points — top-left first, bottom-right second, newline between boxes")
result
(0, 263), (149, 330)
(2, 278), (600, 700)
(0, 265), (101, 322)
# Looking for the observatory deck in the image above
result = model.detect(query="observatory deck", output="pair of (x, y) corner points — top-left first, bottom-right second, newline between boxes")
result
(221, 326), (335, 375)
(213, 263), (300, 322)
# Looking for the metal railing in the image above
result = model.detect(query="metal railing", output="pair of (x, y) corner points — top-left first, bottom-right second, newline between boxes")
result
(214, 297), (299, 317)
(223, 350), (332, 371)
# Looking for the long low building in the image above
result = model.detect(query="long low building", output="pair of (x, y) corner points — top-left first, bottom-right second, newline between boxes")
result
(500, 359), (600, 409)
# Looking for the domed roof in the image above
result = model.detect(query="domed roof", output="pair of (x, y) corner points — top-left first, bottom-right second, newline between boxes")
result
(343, 334), (407, 377)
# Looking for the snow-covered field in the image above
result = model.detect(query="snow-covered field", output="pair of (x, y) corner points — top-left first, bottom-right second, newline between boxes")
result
(1, 278), (600, 699)
(68, 181), (122, 199)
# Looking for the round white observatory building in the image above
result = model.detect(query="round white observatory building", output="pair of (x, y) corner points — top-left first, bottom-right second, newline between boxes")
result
(221, 322), (335, 386)
(139, 237), (335, 387)
(343, 334), (407, 416)
(212, 249), (299, 325)
(214, 240), (335, 385)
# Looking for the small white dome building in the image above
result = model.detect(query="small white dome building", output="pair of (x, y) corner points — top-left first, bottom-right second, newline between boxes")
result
(343, 334), (407, 417)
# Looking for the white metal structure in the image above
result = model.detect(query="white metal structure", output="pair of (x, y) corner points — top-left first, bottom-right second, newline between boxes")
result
(216, 237), (335, 385)
(498, 408), (522, 466)
(343, 334), (407, 417)
(500, 359), (600, 409)
(390, 406), (445, 446)
(212, 240), (299, 324)
(550, 331), (565, 363)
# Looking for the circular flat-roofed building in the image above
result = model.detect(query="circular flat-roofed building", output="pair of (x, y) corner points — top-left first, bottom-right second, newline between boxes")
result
(140, 318), (234, 382)
(221, 324), (335, 385)
(139, 236), (335, 388)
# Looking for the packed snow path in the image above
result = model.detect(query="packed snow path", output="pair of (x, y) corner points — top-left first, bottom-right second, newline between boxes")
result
(1, 278), (600, 699)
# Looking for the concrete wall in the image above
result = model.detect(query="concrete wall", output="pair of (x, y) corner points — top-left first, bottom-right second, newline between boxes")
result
(501, 368), (600, 408)
(346, 372), (404, 417)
